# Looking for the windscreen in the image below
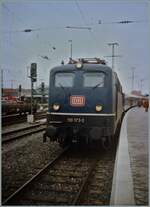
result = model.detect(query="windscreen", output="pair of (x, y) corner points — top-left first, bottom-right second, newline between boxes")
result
(83, 72), (105, 87)
(55, 72), (74, 87)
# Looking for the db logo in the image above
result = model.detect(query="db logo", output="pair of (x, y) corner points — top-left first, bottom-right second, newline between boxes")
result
(70, 96), (85, 107)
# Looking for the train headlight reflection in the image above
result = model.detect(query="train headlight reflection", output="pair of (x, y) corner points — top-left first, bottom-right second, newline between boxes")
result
(96, 105), (102, 112)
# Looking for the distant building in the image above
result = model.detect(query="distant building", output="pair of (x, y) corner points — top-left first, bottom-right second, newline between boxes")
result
(131, 90), (142, 96)
(3, 88), (18, 97)
(2, 87), (48, 103)
(126, 90), (148, 106)
(3, 88), (30, 97)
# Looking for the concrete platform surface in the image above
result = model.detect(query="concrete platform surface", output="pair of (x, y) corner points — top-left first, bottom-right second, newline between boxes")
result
(111, 107), (148, 206)
(127, 107), (149, 205)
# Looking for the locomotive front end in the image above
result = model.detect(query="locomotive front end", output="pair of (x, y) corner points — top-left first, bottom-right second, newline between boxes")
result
(43, 58), (118, 147)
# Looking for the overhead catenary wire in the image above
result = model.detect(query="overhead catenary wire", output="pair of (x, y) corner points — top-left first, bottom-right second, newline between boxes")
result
(1, 3), (25, 51)
(74, 0), (98, 45)
(2, 3), (27, 27)
(75, 0), (88, 26)
(1, 1), (91, 34)
(66, 26), (91, 30)
(1, 26), (68, 34)
(98, 19), (148, 24)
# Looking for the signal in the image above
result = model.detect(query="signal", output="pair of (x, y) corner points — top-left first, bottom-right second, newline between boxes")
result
(19, 84), (22, 92)
(41, 82), (45, 92)
(31, 63), (37, 82)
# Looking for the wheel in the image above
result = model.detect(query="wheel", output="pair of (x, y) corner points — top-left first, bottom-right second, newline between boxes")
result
(59, 137), (70, 148)
(101, 136), (112, 150)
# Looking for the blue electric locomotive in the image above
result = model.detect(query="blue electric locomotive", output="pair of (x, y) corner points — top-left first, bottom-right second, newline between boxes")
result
(43, 58), (124, 147)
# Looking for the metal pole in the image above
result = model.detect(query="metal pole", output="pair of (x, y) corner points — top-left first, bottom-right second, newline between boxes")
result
(1, 69), (3, 97)
(108, 42), (119, 70)
(69, 40), (72, 59)
(31, 78), (33, 115)
(42, 83), (44, 104)
(112, 44), (114, 70)
(140, 80), (143, 94)
(18, 85), (21, 100)
(30, 63), (37, 117)
(131, 67), (135, 91)
(140, 79), (145, 94)
(11, 80), (13, 89)
(42, 92), (44, 104)
(71, 41), (72, 59)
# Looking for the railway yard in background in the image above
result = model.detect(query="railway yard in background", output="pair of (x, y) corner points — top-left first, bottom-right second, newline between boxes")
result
(1, 105), (148, 205)
(1, 1), (149, 205)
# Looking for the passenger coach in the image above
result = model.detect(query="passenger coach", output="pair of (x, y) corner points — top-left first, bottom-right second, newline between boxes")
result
(43, 58), (124, 147)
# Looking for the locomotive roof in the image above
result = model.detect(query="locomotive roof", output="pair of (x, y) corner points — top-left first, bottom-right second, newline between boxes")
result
(50, 63), (112, 73)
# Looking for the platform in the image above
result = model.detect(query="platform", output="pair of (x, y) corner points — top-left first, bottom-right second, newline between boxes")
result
(110, 107), (149, 205)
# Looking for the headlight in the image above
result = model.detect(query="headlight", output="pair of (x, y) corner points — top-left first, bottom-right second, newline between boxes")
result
(53, 104), (60, 111)
(96, 105), (102, 112)
(76, 62), (83, 69)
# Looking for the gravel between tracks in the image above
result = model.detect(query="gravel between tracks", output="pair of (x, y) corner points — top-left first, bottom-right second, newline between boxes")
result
(2, 131), (61, 201)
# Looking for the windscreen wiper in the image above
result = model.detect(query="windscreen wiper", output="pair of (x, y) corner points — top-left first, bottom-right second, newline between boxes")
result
(92, 81), (103, 89)
(59, 83), (65, 89)
(59, 83), (67, 95)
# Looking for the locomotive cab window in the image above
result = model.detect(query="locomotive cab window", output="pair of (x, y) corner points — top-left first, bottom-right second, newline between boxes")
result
(83, 72), (105, 87)
(55, 72), (74, 87)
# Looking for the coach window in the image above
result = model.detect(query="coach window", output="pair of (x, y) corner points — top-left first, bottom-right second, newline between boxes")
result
(83, 72), (105, 87)
(55, 73), (74, 87)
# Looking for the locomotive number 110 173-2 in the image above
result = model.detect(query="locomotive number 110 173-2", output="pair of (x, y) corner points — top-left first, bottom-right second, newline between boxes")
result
(67, 117), (85, 123)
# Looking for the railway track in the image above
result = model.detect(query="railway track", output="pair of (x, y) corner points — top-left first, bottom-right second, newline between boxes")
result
(2, 123), (46, 144)
(2, 112), (46, 126)
(3, 145), (116, 205)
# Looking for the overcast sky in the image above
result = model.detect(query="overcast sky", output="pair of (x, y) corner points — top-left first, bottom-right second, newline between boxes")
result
(1, 0), (149, 94)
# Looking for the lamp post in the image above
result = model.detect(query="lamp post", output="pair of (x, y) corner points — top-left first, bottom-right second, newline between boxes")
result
(68, 40), (72, 59)
(1, 69), (3, 96)
(108, 42), (119, 70)
(131, 67), (136, 91)
(140, 78), (145, 94)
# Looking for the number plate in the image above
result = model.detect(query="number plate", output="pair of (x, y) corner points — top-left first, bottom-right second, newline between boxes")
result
(67, 117), (85, 123)
(70, 96), (85, 107)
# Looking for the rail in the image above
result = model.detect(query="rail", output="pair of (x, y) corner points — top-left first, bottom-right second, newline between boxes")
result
(2, 124), (46, 144)
(3, 147), (116, 205)
(2, 147), (69, 205)
(2, 112), (46, 126)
